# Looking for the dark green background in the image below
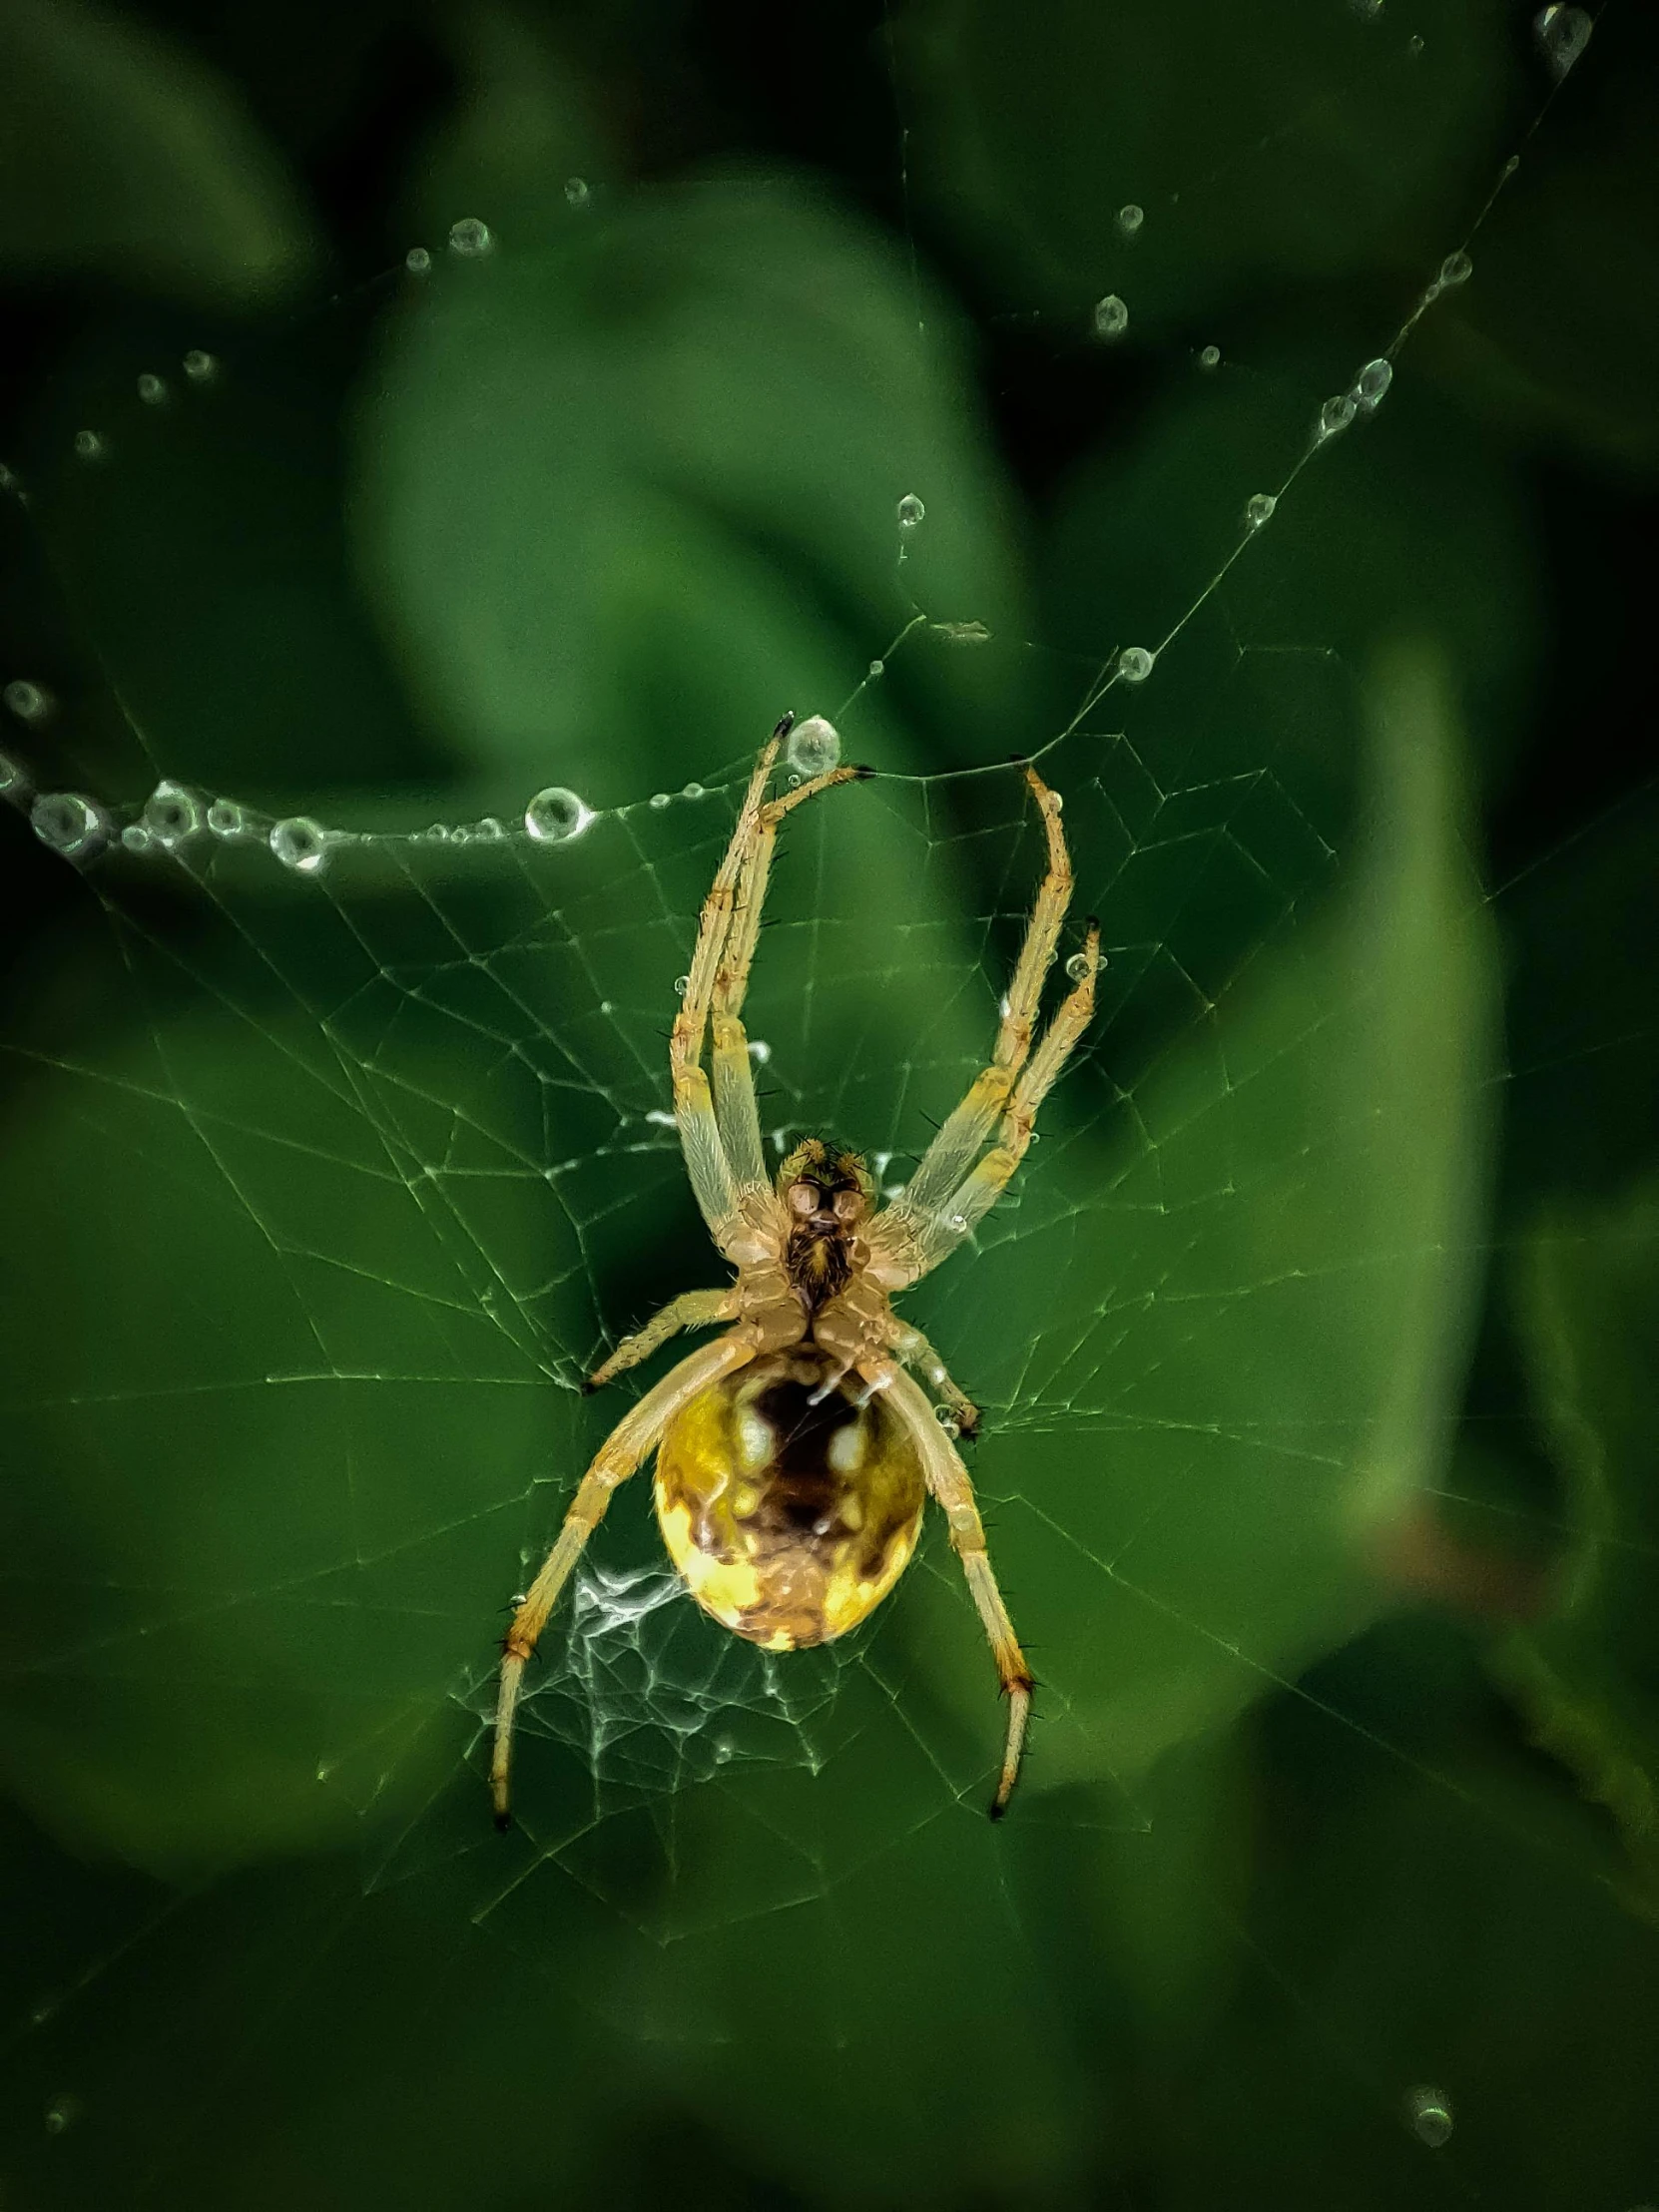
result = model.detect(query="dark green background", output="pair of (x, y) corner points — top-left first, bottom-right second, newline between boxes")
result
(1, 1), (1656, 2206)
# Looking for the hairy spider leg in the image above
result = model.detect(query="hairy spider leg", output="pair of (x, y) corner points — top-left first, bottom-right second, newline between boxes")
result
(708, 754), (869, 1194)
(869, 1361), (1033, 1818)
(671, 740), (867, 1245)
(881, 1316), (981, 1438)
(912, 917), (1102, 1270)
(878, 766), (1073, 1243)
(585, 1286), (740, 1392)
(492, 1333), (758, 1826)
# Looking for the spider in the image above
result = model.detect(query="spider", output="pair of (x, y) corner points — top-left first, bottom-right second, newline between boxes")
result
(491, 718), (1100, 1825)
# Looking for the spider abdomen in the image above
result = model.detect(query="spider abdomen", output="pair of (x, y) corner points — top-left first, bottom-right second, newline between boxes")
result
(653, 1351), (925, 1651)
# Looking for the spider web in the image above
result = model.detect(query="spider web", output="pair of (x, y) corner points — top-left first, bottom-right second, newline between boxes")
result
(1, 4), (1656, 2207)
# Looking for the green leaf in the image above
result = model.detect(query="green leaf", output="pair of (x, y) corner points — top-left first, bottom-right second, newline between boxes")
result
(0, 0), (313, 304)
(1488, 1179), (1659, 1918)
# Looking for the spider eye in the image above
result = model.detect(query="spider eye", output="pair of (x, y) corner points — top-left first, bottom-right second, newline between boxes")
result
(831, 1188), (864, 1223)
(789, 1182), (820, 1217)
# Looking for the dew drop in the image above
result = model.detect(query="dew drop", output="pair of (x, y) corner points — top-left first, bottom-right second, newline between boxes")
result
(946, 1213), (967, 1233)
(786, 715), (841, 777)
(1354, 357), (1393, 407)
(1404, 2085), (1453, 2148)
(207, 799), (249, 839)
(1092, 292), (1129, 340)
(1117, 645), (1155, 683)
(748, 1038), (772, 1065)
(867, 658), (883, 677)
(0, 749), (26, 795)
(121, 824), (153, 852)
(73, 429), (107, 461)
(448, 216), (493, 257)
(896, 492), (925, 530)
(475, 816), (505, 840)
(270, 816), (328, 873)
(1198, 343), (1221, 370)
(31, 791), (107, 858)
(1438, 249), (1472, 287)
(182, 349), (218, 382)
(523, 786), (593, 844)
(1116, 203), (1144, 237)
(1244, 492), (1278, 529)
(674, 975), (691, 997)
(933, 1408), (961, 1437)
(137, 372), (168, 405)
(143, 779), (204, 847)
(424, 824), (450, 841)
(565, 178), (590, 209)
(713, 1737), (735, 1765)
(1406, 31), (1423, 55)
(4, 679), (52, 723)
(43, 2093), (79, 2135)
(649, 792), (671, 811)
(404, 246), (431, 276)
(1318, 392), (1357, 439)
(1066, 949), (1097, 982)
(1535, 4), (1591, 77)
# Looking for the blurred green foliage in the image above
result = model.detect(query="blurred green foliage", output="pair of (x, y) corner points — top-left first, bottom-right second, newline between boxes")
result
(0, 1), (1656, 2208)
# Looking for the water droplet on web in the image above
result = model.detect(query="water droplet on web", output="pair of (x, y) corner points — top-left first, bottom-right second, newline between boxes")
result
(475, 816), (505, 840)
(867, 658), (883, 677)
(1244, 492), (1278, 529)
(1318, 393), (1357, 440)
(1350, 0), (1383, 17)
(1116, 204), (1144, 237)
(1117, 645), (1154, 683)
(404, 246), (431, 276)
(674, 975), (690, 996)
(946, 1213), (967, 1233)
(565, 178), (590, 209)
(137, 372), (168, 405)
(0, 749), (26, 794)
(43, 2092), (79, 2135)
(1406, 31), (1423, 56)
(748, 1038), (772, 1064)
(896, 492), (925, 530)
(713, 1736), (735, 1765)
(1198, 343), (1221, 370)
(182, 349), (218, 383)
(4, 679), (52, 722)
(1438, 249), (1472, 287)
(121, 824), (152, 852)
(1354, 357), (1393, 408)
(1092, 292), (1129, 340)
(786, 715), (841, 777)
(1066, 949), (1097, 981)
(205, 798), (248, 839)
(143, 779), (204, 847)
(448, 216), (493, 257)
(73, 429), (107, 462)
(933, 1408), (961, 1437)
(523, 786), (593, 844)
(31, 792), (107, 858)
(681, 781), (706, 801)
(270, 817), (328, 873)
(1535, 4), (1591, 76)
(1403, 2085), (1453, 2147)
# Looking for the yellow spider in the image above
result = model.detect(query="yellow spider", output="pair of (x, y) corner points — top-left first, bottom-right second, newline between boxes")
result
(491, 720), (1100, 1825)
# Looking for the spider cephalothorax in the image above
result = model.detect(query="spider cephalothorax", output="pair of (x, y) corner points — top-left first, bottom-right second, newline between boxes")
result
(779, 1137), (873, 1310)
(493, 721), (1100, 1826)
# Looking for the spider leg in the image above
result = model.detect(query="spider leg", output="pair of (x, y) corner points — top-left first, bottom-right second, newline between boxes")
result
(492, 1331), (757, 1826)
(669, 743), (781, 1247)
(883, 1317), (981, 1438)
(870, 763), (1100, 1286)
(867, 1359), (1032, 1817)
(585, 1286), (741, 1391)
(884, 765), (1070, 1229)
(906, 916), (1102, 1272)
(708, 754), (870, 1193)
